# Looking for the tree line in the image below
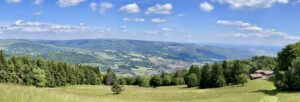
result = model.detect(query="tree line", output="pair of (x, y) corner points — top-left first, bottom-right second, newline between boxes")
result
(103, 57), (276, 89)
(0, 51), (101, 87)
(0, 49), (277, 90)
(275, 42), (300, 91)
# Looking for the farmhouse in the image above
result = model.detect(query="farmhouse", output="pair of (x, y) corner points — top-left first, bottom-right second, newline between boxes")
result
(249, 70), (274, 80)
(249, 74), (263, 80)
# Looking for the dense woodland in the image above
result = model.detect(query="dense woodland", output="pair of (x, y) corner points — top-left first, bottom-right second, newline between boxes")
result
(0, 51), (101, 87)
(275, 42), (300, 91)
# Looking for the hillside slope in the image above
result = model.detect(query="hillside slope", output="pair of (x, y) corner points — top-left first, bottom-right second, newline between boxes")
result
(0, 79), (299, 102)
(0, 39), (279, 75)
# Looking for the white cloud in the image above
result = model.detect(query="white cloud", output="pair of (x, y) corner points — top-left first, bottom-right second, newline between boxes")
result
(161, 27), (173, 32)
(5, 20), (94, 33)
(120, 3), (140, 13)
(6, 0), (22, 3)
(57, 0), (85, 8)
(151, 18), (167, 23)
(145, 3), (172, 15)
(292, 0), (300, 4)
(120, 25), (127, 29)
(216, 20), (300, 40)
(123, 18), (145, 22)
(200, 2), (214, 12)
(33, 0), (43, 5)
(33, 11), (42, 16)
(217, 0), (289, 9)
(278, 0), (289, 4)
(144, 30), (159, 34)
(89, 2), (97, 11)
(99, 2), (113, 14)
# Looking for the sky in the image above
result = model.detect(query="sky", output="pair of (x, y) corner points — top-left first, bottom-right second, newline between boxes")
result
(0, 0), (300, 46)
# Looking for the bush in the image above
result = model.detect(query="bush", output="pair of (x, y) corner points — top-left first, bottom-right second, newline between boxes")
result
(150, 75), (161, 88)
(185, 74), (198, 88)
(237, 74), (248, 86)
(111, 81), (124, 94)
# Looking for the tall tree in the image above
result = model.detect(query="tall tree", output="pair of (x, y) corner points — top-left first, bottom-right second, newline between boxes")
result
(210, 62), (225, 87)
(199, 64), (211, 88)
(104, 68), (116, 85)
(185, 74), (198, 87)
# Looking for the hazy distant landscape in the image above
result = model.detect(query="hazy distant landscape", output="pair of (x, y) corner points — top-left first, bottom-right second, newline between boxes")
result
(0, 39), (279, 75)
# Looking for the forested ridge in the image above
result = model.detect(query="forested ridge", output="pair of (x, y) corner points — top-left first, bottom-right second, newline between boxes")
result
(0, 51), (101, 87)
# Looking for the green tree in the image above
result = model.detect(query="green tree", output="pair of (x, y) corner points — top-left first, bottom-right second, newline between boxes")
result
(118, 77), (127, 85)
(150, 75), (161, 88)
(111, 81), (124, 94)
(236, 74), (248, 86)
(275, 42), (300, 90)
(199, 64), (211, 88)
(232, 61), (247, 85)
(277, 42), (300, 71)
(185, 74), (198, 88)
(135, 76), (149, 87)
(124, 77), (135, 85)
(210, 62), (225, 87)
(32, 68), (46, 87)
(162, 75), (171, 86)
(103, 68), (116, 85)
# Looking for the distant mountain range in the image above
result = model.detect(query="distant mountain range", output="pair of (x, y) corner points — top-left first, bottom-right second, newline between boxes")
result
(0, 39), (280, 75)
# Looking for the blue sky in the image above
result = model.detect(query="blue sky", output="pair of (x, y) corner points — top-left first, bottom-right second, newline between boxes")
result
(0, 0), (300, 46)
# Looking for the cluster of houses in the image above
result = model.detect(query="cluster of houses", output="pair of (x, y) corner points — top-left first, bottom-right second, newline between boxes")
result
(249, 70), (274, 80)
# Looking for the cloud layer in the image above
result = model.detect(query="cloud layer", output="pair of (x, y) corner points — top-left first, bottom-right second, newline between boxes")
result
(217, 0), (289, 9)
(217, 20), (300, 40)
(57, 0), (85, 8)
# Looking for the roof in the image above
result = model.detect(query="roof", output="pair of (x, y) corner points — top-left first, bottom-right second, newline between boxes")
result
(249, 74), (263, 78)
(255, 70), (274, 75)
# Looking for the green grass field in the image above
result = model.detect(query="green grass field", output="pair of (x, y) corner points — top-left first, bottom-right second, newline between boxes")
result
(0, 79), (300, 102)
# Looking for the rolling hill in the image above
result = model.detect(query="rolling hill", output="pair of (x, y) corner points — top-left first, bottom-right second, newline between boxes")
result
(0, 39), (280, 75)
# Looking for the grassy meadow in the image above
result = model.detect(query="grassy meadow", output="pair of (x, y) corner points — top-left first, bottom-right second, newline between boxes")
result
(0, 79), (300, 102)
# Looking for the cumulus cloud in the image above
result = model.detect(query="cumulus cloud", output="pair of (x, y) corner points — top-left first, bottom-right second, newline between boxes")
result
(217, 0), (289, 9)
(120, 3), (140, 13)
(6, 0), (22, 3)
(216, 20), (300, 40)
(123, 18), (145, 22)
(33, 0), (43, 5)
(0, 20), (95, 33)
(151, 18), (167, 23)
(57, 0), (85, 8)
(99, 2), (113, 14)
(90, 2), (113, 14)
(161, 27), (173, 32)
(145, 3), (172, 15)
(89, 2), (97, 11)
(200, 2), (214, 12)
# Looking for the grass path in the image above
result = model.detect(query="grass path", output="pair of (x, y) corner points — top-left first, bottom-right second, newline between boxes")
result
(1, 79), (300, 102)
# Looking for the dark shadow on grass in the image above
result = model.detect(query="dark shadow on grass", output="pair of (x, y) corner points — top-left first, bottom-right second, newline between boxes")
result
(252, 89), (279, 96)
(252, 89), (300, 96)
(265, 76), (275, 82)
